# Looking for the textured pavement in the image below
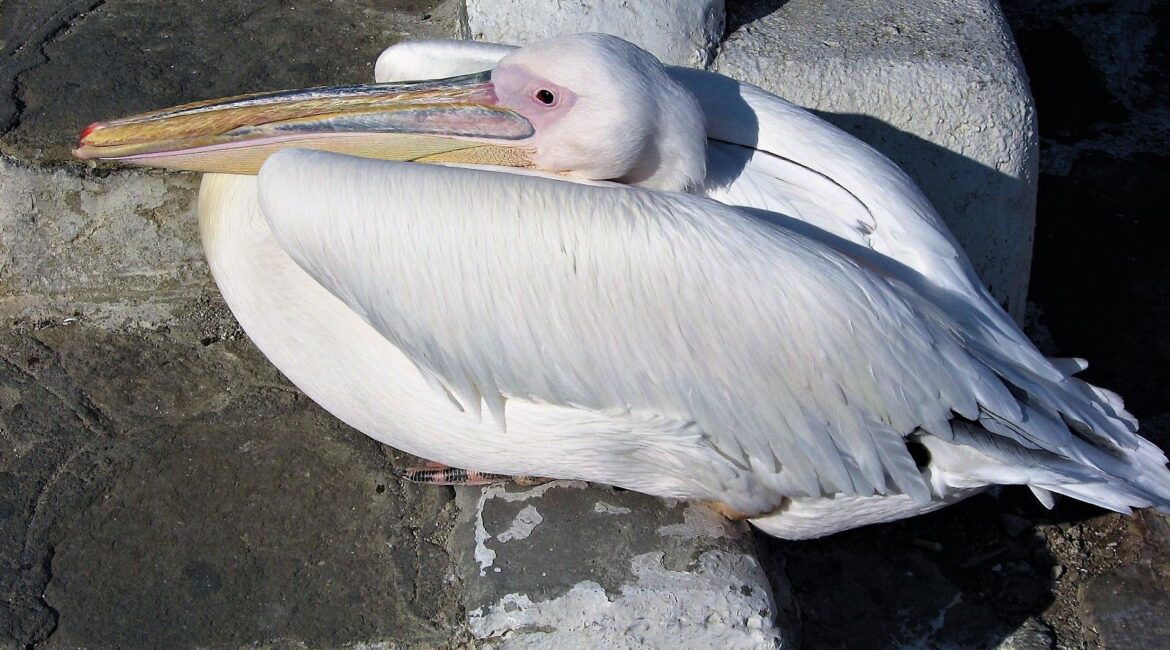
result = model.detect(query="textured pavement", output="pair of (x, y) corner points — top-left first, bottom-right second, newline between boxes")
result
(0, 304), (468, 648)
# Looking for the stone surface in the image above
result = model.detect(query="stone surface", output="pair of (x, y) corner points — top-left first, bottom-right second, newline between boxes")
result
(466, 0), (725, 67)
(452, 481), (792, 647)
(996, 617), (1056, 650)
(0, 316), (465, 648)
(1, 2), (472, 647)
(1079, 512), (1170, 648)
(719, 0), (1039, 320)
(0, 158), (206, 328)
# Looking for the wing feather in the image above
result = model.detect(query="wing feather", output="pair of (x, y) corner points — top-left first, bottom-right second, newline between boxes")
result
(255, 150), (1019, 500)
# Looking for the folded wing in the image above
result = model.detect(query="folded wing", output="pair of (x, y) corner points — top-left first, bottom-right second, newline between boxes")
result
(257, 150), (1062, 503)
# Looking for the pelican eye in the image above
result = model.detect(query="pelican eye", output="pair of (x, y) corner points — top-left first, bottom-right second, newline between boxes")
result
(535, 89), (556, 105)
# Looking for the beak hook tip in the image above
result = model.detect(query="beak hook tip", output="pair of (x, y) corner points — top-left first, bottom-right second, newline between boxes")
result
(78, 121), (103, 144)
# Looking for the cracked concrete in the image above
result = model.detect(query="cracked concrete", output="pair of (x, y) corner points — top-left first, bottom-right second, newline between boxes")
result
(1, 313), (468, 649)
(0, 1), (110, 137)
(453, 482), (792, 647)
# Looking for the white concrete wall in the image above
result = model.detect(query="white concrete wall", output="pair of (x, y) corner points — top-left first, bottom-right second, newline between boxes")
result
(466, 0), (726, 67)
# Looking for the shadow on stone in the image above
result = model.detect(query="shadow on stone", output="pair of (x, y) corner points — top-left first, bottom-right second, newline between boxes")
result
(724, 0), (791, 37)
(757, 490), (1062, 649)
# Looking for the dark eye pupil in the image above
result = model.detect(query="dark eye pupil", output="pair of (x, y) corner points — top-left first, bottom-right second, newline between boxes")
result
(536, 89), (555, 105)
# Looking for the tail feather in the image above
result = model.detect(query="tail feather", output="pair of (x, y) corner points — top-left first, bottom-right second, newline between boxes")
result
(890, 263), (1165, 513)
(1028, 485), (1055, 509)
(931, 418), (1170, 515)
(1047, 356), (1088, 377)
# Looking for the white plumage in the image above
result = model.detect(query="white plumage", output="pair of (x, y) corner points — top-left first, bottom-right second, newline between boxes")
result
(376, 39), (1061, 383)
(84, 34), (1170, 538)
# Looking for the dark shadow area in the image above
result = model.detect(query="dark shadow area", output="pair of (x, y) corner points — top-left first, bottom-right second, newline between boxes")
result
(1001, 0), (1170, 454)
(1009, 27), (1128, 142)
(758, 489), (1062, 649)
(1029, 151), (1170, 451)
(724, 0), (791, 37)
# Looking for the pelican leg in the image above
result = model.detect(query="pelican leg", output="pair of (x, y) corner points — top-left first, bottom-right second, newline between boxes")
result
(393, 462), (551, 487)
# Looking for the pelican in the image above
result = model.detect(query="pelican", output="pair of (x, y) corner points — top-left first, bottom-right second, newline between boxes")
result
(74, 34), (1170, 539)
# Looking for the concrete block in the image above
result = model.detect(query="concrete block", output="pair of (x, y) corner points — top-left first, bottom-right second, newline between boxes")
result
(717, 0), (1039, 320)
(466, 0), (725, 67)
(452, 481), (793, 647)
(0, 158), (207, 328)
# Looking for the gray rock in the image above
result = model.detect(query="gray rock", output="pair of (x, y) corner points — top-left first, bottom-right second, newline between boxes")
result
(0, 158), (206, 328)
(1080, 558), (1170, 648)
(1079, 512), (1170, 648)
(996, 617), (1055, 650)
(452, 481), (790, 647)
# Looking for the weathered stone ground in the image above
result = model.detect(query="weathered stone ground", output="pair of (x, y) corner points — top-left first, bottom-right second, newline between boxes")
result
(0, 300), (470, 648)
(1, 2), (476, 648)
(748, 0), (1170, 647)
(2, 0), (1169, 648)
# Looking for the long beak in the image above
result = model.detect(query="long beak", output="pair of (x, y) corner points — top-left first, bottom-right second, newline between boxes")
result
(72, 71), (535, 173)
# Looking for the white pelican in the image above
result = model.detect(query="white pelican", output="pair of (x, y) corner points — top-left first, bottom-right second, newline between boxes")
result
(74, 34), (1170, 539)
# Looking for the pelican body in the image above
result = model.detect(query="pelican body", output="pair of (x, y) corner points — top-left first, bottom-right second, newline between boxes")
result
(75, 34), (1170, 539)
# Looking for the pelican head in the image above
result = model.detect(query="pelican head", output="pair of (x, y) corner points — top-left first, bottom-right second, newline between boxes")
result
(73, 34), (706, 192)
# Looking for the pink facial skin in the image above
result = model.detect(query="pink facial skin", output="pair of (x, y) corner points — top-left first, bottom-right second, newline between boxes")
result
(490, 65), (578, 137)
